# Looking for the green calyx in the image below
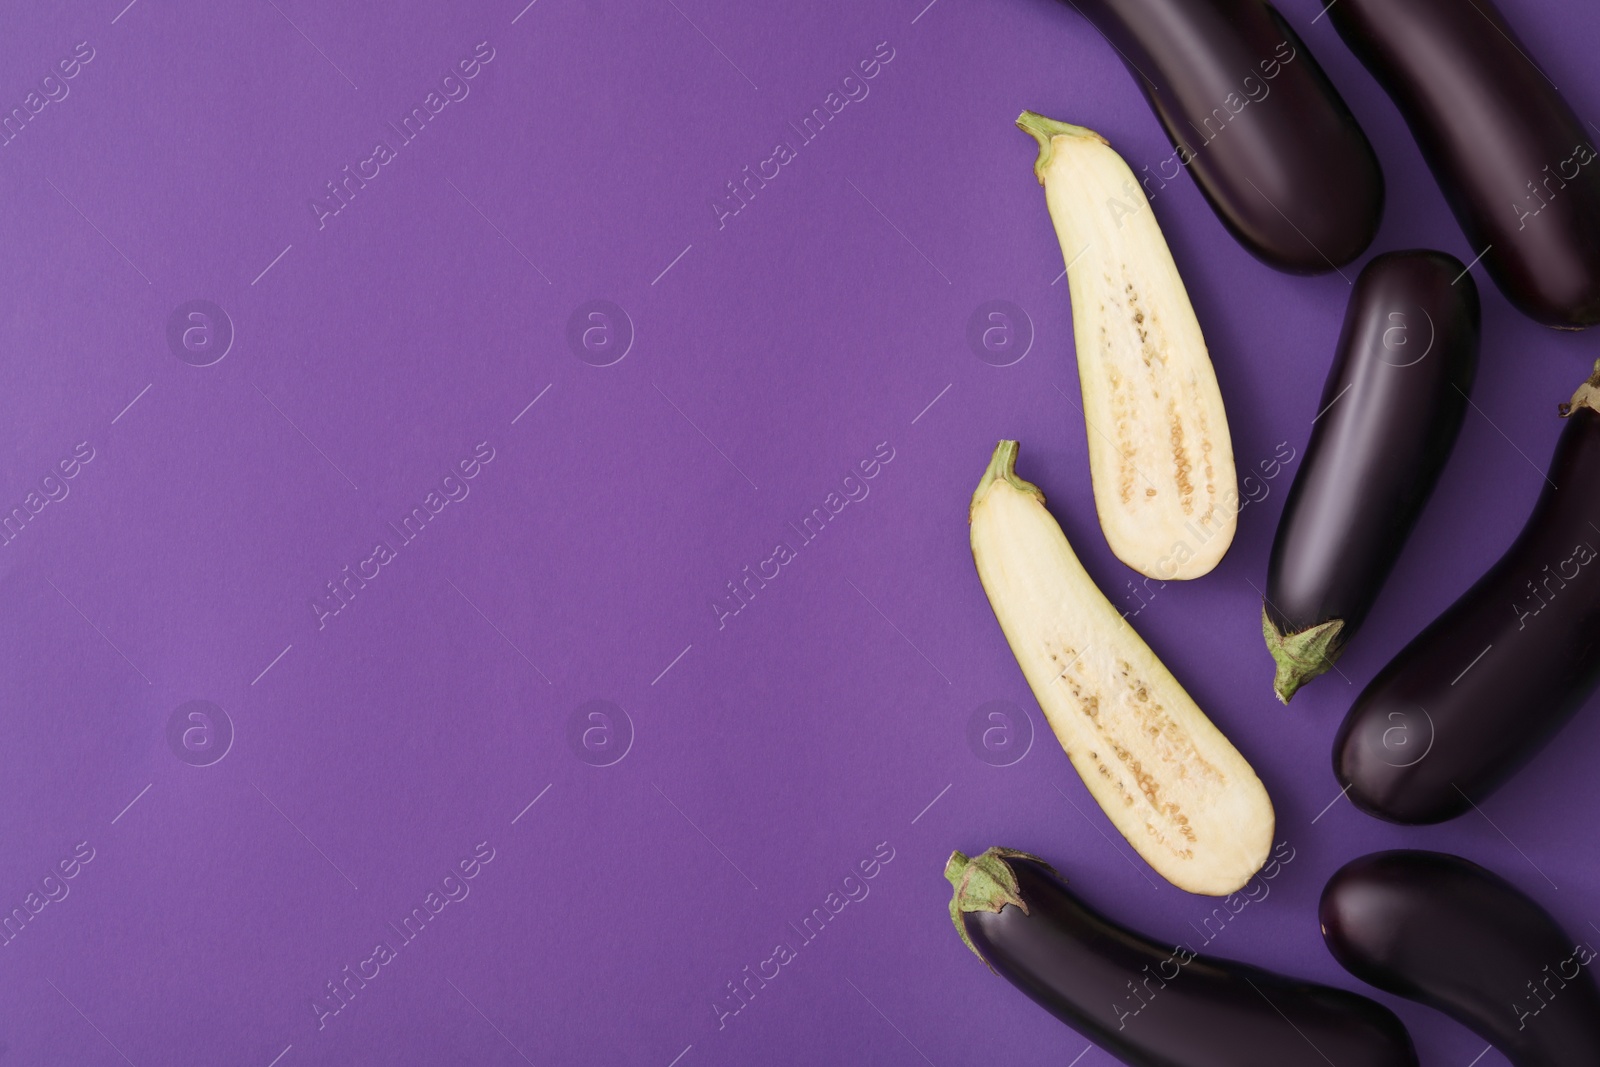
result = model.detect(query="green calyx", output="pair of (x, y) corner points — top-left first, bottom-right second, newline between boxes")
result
(945, 847), (1042, 968)
(1261, 605), (1345, 704)
(1016, 110), (1108, 184)
(1561, 358), (1600, 417)
(971, 440), (1044, 522)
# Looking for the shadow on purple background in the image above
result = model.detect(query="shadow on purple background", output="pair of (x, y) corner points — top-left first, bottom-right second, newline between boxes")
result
(0, 0), (1594, 1063)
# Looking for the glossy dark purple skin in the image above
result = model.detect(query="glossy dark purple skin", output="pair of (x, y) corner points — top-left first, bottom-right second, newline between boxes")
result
(962, 856), (1417, 1067)
(1334, 402), (1600, 823)
(1267, 250), (1479, 645)
(1064, 0), (1383, 273)
(1321, 851), (1600, 1067)
(1330, 0), (1600, 328)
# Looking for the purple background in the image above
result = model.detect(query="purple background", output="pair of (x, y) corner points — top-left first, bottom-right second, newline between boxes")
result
(0, 0), (1596, 1063)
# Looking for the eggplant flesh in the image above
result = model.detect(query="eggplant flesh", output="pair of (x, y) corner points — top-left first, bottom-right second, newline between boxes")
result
(1263, 250), (1480, 702)
(947, 848), (1417, 1067)
(1335, 363), (1600, 823)
(1330, 0), (1600, 328)
(1019, 114), (1238, 581)
(1064, 0), (1383, 273)
(970, 442), (1271, 895)
(1321, 851), (1600, 1066)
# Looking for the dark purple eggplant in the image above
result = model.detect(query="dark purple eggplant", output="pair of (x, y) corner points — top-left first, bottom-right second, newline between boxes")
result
(1329, 0), (1600, 328)
(1263, 251), (1480, 702)
(1335, 361), (1600, 823)
(946, 847), (1417, 1067)
(1321, 851), (1600, 1066)
(1061, 0), (1383, 273)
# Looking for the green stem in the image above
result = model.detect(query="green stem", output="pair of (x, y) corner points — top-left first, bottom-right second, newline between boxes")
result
(1561, 358), (1600, 417)
(1261, 604), (1345, 704)
(945, 847), (1044, 968)
(970, 440), (1045, 521)
(1016, 111), (1108, 184)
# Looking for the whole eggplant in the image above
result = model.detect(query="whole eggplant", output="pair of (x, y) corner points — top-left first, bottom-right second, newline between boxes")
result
(1263, 251), (1480, 702)
(1060, 0), (1383, 273)
(1335, 361), (1600, 823)
(1321, 851), (1600, 1066)
(946, 847), (1417, 1067)
(1329, 0), (1600, 328)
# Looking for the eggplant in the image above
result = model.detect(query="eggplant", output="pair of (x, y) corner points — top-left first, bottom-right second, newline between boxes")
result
(1335, 360), (1600, 823)
(1263, 251), (1480, 702)
(971, 443), (1273, 894)
(1061, 0), (1383, 273)
(1321, 851), (1600, 1066)
(946, 847), (1418, 1067)
(1329, 0), (1600, 328)
(1019, 114), (1239, 580)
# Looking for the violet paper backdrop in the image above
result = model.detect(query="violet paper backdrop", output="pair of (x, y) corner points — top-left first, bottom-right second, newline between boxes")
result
(0, 0), (1596, 1063)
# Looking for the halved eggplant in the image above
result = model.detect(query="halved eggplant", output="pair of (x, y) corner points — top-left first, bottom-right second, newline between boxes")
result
(1020, 113), (1238, 580)
(1335, 361), (1600, 823)
(1263, 250), (1480, 702)
(947, 847), (1419, 1066)
(1321, 850), (1600, 1066)
(1054, 0), (1383, 273)
(971, 441), (1272, 894)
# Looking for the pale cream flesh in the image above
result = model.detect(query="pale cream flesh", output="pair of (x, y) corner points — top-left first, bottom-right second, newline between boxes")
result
(971, 441), (1273, 895)
(1021, 111), (1237, 580)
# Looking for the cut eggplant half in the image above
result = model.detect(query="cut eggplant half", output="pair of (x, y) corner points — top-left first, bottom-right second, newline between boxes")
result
(1020, 111), (1238, 580)
(970, 441), (1273, 895)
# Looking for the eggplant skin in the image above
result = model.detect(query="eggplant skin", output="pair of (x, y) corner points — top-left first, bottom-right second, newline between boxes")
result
(1064, 0), (1383, 273)
(947, 848), (1417, 1067)
(1334, 375), (1600, 824)
(1263, 250), (1479, 702)
(1330, 0), (1600, 328)
(1321, 851), (1600, 1066)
